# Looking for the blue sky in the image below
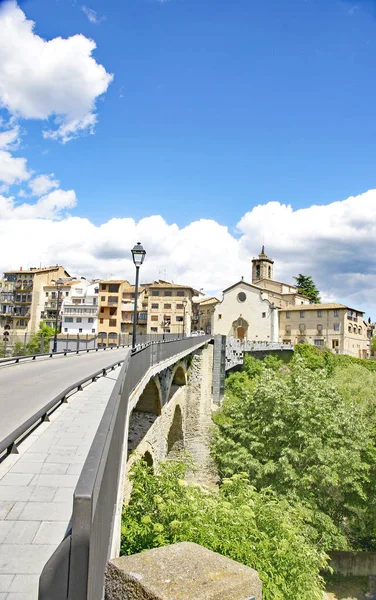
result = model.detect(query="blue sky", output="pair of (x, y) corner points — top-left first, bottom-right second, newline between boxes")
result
(1, 0), (376, 315)
(7, 0), (376, 226)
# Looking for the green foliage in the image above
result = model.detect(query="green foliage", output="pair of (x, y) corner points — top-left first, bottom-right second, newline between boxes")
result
(12, 341), (25, 356)
(26, 322), (55, 354)
(371, 336), (376, 353)
(121, 460), (327, 600)
(213, 354), (376, 548)
(293, 274), (321, 303)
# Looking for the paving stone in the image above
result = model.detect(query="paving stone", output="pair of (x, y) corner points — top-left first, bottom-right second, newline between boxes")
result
(0, 543), (56, 573)
(0, 573), (14, 592)
(29, 487), (57, 502)
(18, 502), (72, 522)
(8, 463), (43, 475)
(33, 521), (68, 545)
(66, 464), (83, 475)
(7, 593), (38, 600)
(9, 573), (39, 593)
(5, 503), (27, 520)
(0, 502), (13, 519)
(53, 487), (74, 503)
(0, 592), (8, 599)
(29, 474), (78, 489)
(12, 453), (46, 464)
(0, 487), (33, 502)
(3, 521), (40, 544)
(0, 474), (34, 487)
(38, 463), (68, 475)
(0, 521), (14, 538)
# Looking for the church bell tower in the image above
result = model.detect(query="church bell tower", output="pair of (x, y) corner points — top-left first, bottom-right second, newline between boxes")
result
(252, 246), (274, 283)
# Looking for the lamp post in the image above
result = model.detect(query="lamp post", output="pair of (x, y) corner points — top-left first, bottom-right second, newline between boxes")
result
(131, 242), (146, 349)
(52, 278), (64, 353)
(182, 298), (188, 338)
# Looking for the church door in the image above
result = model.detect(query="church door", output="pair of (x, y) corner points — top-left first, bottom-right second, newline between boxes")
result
(237, 327), (245, 340)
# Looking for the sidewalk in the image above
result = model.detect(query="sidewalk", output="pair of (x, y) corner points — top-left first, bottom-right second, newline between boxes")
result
(0, 367), (121, 600)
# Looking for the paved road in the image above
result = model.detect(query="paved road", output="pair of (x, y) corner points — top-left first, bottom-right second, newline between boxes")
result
(0, 348), (129, 443)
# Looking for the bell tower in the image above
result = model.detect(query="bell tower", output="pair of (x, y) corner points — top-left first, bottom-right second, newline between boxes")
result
(252, 246), (274, 283)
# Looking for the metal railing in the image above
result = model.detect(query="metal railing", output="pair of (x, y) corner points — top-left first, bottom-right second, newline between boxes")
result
(39, 335), (211, 600)
(0, 344), (128, 367)
(0, 356), (126, 462)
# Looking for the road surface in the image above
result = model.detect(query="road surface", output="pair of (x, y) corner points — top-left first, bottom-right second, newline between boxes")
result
(0, 348), (129, 443)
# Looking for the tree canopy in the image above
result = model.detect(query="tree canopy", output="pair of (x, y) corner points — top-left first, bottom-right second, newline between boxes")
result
(293, 274), (321, 303)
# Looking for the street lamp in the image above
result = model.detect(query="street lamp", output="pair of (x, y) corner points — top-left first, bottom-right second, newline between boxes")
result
(131, 242), (146, 349)
(183, 298), (188, 337)
(52, 278), (64, 352)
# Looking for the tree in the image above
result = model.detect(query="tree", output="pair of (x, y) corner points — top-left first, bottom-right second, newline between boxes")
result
(12, 341), (25, 356)
(121, 460), (327, 600)
(212, 355), (376, 546)
(26, 322), (55, 354)
(293, 274), (321, 303)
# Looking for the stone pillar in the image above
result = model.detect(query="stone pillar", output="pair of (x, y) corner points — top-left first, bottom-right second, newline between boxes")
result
(105, 542), (262, 600)
(212, 334), (226, 404)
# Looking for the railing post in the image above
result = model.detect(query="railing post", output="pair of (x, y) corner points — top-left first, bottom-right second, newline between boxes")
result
(40, 334), (45, 355)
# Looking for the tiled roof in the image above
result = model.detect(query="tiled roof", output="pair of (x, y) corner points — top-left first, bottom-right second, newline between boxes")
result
(280, 302), (364, 313)
(193, 297), (219, 305)
(5, 266), (67, 274)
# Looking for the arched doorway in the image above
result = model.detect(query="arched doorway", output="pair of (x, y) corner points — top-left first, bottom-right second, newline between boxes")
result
(232, 317), (248, 340)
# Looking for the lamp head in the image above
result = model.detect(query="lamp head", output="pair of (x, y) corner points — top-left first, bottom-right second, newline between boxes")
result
(131, 242), (146, 267)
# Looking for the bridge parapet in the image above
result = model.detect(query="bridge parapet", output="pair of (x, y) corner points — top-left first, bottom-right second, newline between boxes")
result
(225, 337), (294, 371)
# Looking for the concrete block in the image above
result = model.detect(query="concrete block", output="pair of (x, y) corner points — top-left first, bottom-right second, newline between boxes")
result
(105, 542), (262, 600)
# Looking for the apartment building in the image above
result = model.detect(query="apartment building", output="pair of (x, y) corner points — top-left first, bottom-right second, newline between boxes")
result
(120, 284), (148, 336)
(0, 265), (70, 344)
(146, 281), (199, 336)
(192, 297), (219, 333)
(60, 281), (99, 336)
(97, 280), (128, 346)
(279, 303), (370, 358)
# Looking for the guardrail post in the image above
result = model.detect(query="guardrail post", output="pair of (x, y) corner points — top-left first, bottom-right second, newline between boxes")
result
(76, 334), (80, 353)
(40, 335), (45, 354)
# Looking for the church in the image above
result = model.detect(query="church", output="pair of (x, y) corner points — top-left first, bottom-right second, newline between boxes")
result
(212, 247), (310, 341)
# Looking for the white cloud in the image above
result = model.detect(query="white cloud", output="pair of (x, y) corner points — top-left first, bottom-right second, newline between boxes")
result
(0, 189), (77, 219)
(0, 187), (375, 316)
(0, 149), (30, 186)
(0, 1), (113, 142)
(0, 126), (20, 150)
(81, 5), (105, 24)
(29, 174), (60, 197)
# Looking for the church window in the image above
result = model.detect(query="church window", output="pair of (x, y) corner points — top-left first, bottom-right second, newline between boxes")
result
(256, 265), (261, 278)
(268, 266), (271, 278)
(262, 312), (266, 318)
(218, 314), (222, 319)
(237, 292), (246, 303)
(286, 311), (290, 319)
(300, 311), (305, 318)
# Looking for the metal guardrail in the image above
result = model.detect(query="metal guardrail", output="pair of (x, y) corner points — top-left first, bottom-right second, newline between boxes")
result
(0, 344), (128, 367)
(0, 357), (126, 462)
(39, 335), (211, 600)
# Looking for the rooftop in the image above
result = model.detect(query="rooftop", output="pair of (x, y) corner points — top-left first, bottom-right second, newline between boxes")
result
(281, 302), (364, 314)
(5, 266), (70, 275)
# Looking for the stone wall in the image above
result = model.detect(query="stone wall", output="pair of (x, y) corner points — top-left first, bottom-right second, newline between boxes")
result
(328, 551), (376, 576)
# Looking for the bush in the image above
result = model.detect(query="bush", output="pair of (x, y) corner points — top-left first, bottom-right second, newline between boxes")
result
(121, 460), (327, 600)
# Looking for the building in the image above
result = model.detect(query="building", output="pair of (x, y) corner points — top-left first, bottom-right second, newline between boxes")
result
(279, 303), (370, 358)
(212, 278), (279, 341)
(97, 280), (130, 347)
(146, 281), (199, 336)
(120, 284), (148, 337)
(0, 266), (70, 345)
(192, 297), (219, 333)
(60, 281), (99, 336)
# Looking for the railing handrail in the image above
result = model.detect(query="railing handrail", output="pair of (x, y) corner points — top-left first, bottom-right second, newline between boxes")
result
(0, 344), (128, 367)
(0, 355), (127, 461)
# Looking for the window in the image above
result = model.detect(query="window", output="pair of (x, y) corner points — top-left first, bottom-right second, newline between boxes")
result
(164, 303), (172, 309)
(65, 292), (69, 297)
(348, 325), (352, 333)
(359, 327), (362, 334)
(314, 339), (324, 346)
(94, 287), (99, 294)
(256, 265), (261, 278)
(151, 303), (159, 309)
(176, 303), (184, 309)
(65, 317), (73, 323)
(101, 284), (107, 291)
(108, 284), (119, 293)
(176, 316), (184, 322)
(286, 312), (290, 319)
(317, 310), (322, 317)
(151, 315), (158, 321)
(64, 328), (68, 333)
(164, 328), (171, 333)
(152, 290), (159, 296)
(151, 327), (158, 332)
(299, 324), (306, 333)
(237, 292), (246, 303)
(333, 323), (340, 331)
(76, 318), (82, 323)
(100, 318), (104, 324)
(100, 307), (104, 313)
(218, 314), (222, 319)
(79, 328), (83, 333)
(108, 296), (118, 304)
(268, 266), (272, 278)
(285, 325), (291, 334)
(262, 312), (266, 318)
(300, 311), (305, 318)
(317, 324), (323, 333)
(164, 291), (173, 296)
(177, 290), (185, 296)
(45, 292), (49, 297)
(101, 296), (105, 301)
(334, 310), (339, 317)
(109, 319), (117, 326)
(88, 318), (94, 323)
(92, 328), (95, 333)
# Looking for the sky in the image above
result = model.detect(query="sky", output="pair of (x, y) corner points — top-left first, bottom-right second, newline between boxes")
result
(0, 0), (376, 316)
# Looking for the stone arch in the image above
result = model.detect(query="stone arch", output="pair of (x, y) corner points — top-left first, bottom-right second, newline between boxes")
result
(167, 404), (184, 455)
(166, 362), (187, 402)
(127, 378), (162, 458)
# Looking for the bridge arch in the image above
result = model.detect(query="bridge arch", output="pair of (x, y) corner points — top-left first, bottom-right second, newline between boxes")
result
(135, 377), (162, 415)
(141, 450), (154, 470)
(165, 362), (188, 403)
(127, 378), (162, 458)
(167, 404), (184, 456)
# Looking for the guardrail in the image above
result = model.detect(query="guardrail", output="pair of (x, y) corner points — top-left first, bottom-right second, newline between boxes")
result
(0, 344), (128, 367)
(39, 335), (211, 600)
(0, 356), (127, 462)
